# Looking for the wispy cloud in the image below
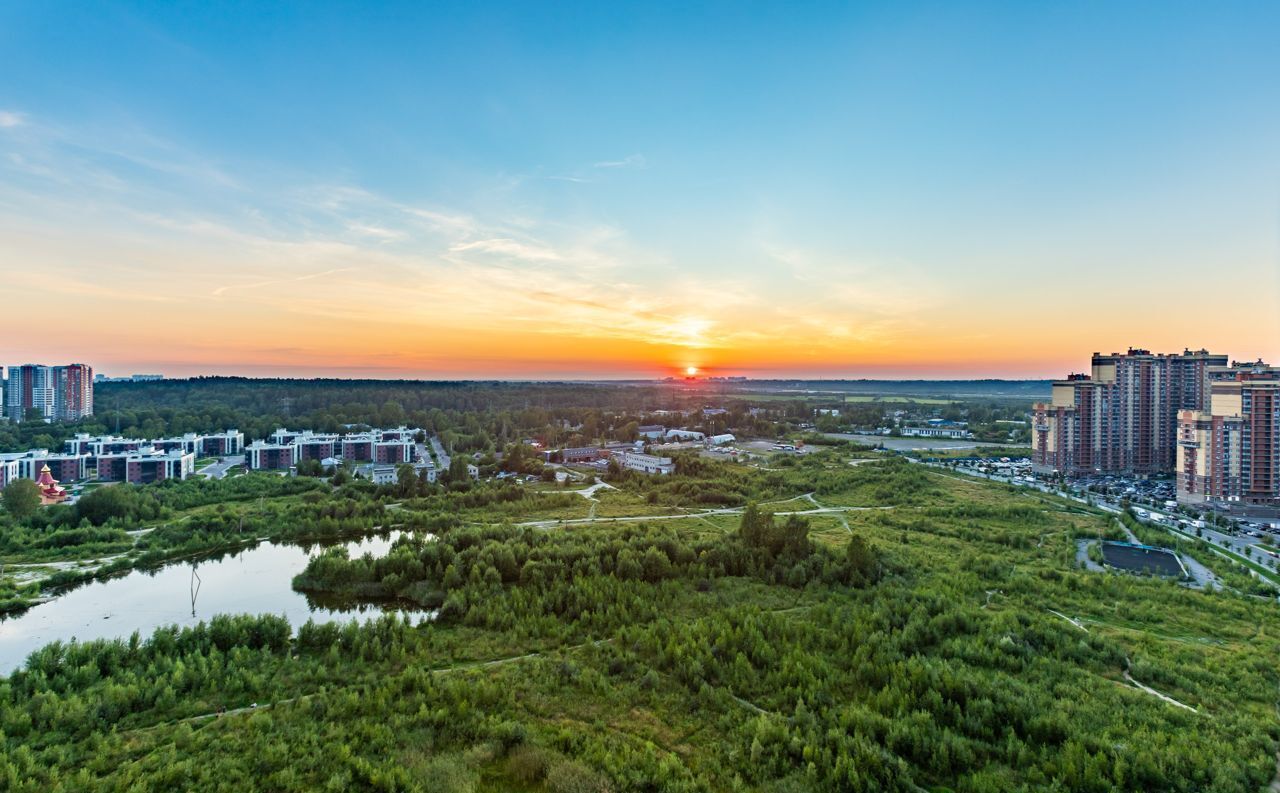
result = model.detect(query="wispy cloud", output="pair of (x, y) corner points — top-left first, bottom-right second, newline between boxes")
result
(593, 153), (647, 169)
(449, 237), (563, 262)
(212, 267), (358, 297)
(0, 111), (25, 129)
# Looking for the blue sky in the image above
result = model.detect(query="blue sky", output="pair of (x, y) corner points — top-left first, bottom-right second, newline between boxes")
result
(1, 1), (1278, 377)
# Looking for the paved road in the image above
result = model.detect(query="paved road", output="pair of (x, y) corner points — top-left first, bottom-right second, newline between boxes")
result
(428, 436), (450, 472)
(824, 433), (1024, 452)
(199, 455), (244, 480)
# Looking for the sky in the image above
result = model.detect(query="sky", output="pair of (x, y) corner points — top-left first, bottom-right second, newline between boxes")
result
(1, 1), (1279, 380)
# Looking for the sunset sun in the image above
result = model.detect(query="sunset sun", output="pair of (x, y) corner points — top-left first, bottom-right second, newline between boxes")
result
(685, 366), (698, 376)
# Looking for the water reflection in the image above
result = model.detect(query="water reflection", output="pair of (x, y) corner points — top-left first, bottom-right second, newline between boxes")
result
(1, 530), (426, 673)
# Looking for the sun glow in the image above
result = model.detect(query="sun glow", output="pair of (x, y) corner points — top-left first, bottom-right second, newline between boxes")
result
(685, 366), (698, 376)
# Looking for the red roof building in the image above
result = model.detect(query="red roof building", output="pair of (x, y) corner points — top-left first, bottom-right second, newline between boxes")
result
(35, 464), (68, 505)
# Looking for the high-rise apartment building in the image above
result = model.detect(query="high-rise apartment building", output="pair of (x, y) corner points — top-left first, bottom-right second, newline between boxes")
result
(1177, 362), (1280, 508)
(54, 364), (94, 421)
(5, 364), (55, 422)
(4, 363), (94, 422)
(1031, 348), (1228, 476)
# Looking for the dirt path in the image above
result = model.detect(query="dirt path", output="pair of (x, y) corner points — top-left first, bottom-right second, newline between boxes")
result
(1047, 609), (1088, 632)
(1122, 668), (1199, 714)
(516, 503), (896, 529)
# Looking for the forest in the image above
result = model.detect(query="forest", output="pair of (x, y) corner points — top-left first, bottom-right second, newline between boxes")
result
(0, 377), (1030, 456)
(3, 442), (1279, 792)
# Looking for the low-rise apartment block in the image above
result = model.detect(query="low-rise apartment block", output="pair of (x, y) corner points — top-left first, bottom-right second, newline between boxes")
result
(245, 441), (298, 471)
(296, 433), (340, 461)
(374, 438), (414, 464)
(154, 433), (204, 456)
(97, 447), (195, 483)
(201, 430), (245, 456)
(2, 451), (91, 484)
(341, 433), (376, 462)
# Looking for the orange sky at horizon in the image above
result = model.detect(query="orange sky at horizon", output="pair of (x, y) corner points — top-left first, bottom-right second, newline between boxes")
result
(4, 218), (1276, 380)
(4, 215), (1277, 381)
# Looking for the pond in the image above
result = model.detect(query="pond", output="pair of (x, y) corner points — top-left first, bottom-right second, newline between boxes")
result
(0, 531), (426, 673)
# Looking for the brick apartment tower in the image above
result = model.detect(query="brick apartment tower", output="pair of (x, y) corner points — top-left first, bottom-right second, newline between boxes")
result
(1031, 348), (1228, 476)
(1177, 362), (1280, 508)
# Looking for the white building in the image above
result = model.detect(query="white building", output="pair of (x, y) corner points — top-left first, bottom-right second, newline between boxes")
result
(0, 456), (20, 489)
(901, 426), (973, 439)
(637, 424), (666, 440)
(664, 429), (704, 442)
(366, 461), (436, 485)
(619, 451), (675, 475)
(707, 433), (736, 446)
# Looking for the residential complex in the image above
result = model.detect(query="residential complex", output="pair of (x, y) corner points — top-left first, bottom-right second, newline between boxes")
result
(3, 363), (94, 422)
(1, 424), (425, 496)
(247, 427), (420, 470)
(1031, 348), (1228, 476)
(1176, 362), (1280, 510)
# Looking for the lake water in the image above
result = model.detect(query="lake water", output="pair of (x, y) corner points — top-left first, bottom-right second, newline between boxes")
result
(0, 531), (425, 673)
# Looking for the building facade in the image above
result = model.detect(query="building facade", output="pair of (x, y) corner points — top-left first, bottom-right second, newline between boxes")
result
(374, 439), (414, 464)
(1177, 363), (1280, 508)
(0, 457), (19, 490)
(1032, 348), (1228, 476)
(618, 451), (675, 475)
(201, 430), (245, 456)
(95, 448), (193, 483)
(245, 441), (298, 470)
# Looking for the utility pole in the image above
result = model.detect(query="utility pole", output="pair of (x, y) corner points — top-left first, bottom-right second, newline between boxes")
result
(190, 566), (202, 617)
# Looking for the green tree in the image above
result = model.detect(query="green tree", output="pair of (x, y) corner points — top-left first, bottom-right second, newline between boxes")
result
(2, 478), (41, 520)
(396, 464), (419, 497)
(844, 533), (878, 585)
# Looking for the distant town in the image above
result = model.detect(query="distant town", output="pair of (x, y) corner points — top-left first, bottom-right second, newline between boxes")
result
(6, 349), (1280, 522)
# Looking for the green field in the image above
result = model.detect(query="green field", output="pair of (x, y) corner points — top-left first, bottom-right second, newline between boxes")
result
(5, 450), (1280, 791)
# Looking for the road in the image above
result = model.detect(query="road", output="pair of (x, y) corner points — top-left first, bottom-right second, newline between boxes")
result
(199, 455), (244, 480)
(823, 433), (1024, 452)
(426, 436), (450, 472)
